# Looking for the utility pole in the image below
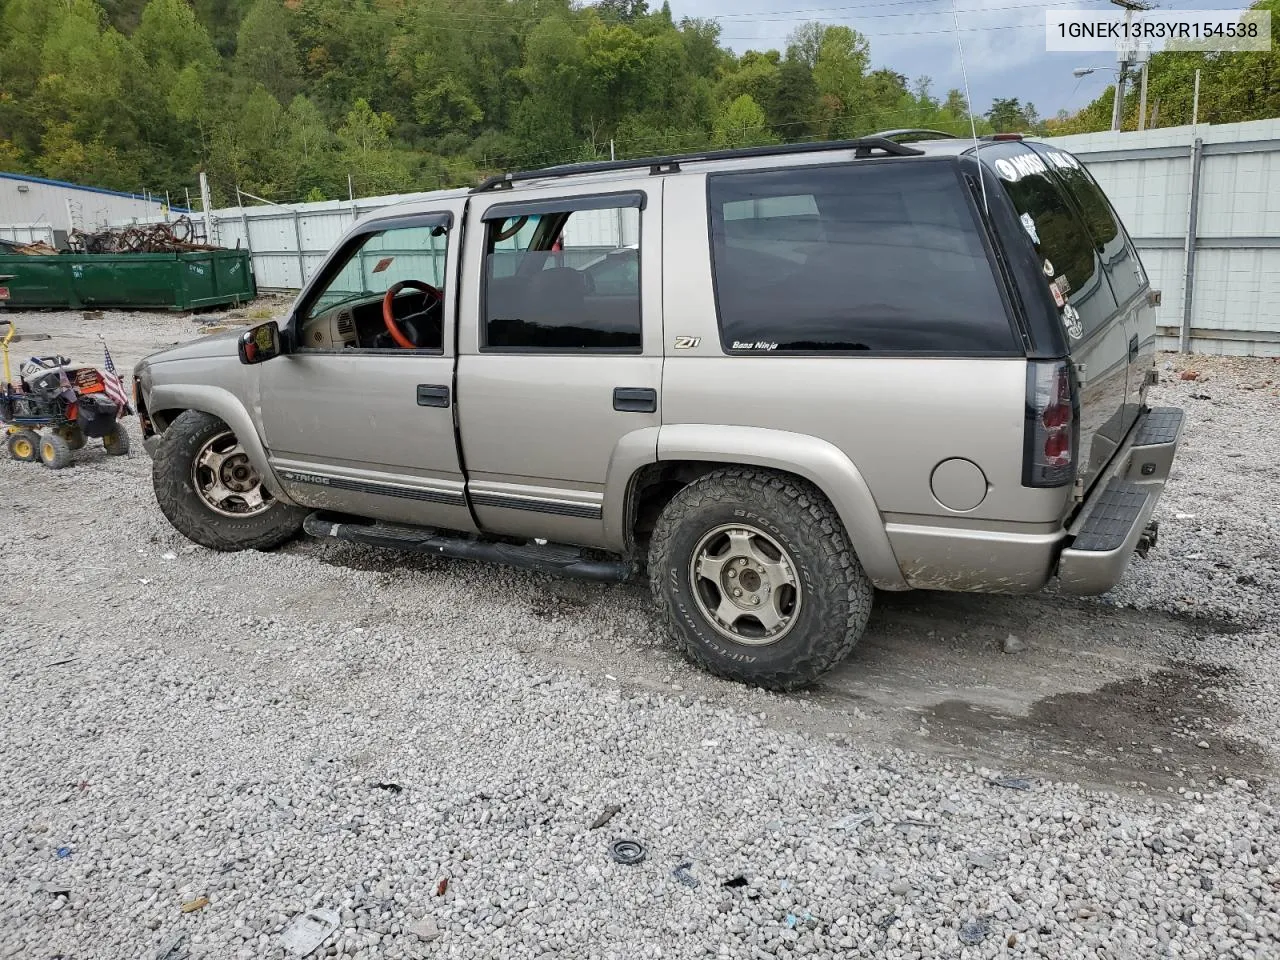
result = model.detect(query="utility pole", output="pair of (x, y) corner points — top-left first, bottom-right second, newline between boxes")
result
(1192, 68), (1201, 125)
(1110, 0), (1151, 131)
(198, 170), (214, 245)
(1110, 61), (1127, 131)
(1137, 52), (1150, 130)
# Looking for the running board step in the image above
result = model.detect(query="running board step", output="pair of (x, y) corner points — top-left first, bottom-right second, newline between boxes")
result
(1133, 406), (1184, 447)
(1070, 480), (1151, 553)
(303, 513), (634, 583)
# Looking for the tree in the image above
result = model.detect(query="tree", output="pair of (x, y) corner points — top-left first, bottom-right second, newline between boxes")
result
(944, 89), (970, 120)
(712, 94), (775, 147)
(986, 97), (1040, 132)
(595, 0), (649, 22)
(134, 0), (217, 81)
(337, 98), (411, 195)
(771, 57), (818, 138)
(786, 22), (826, 70)
(234, 0), (300, 103)
(717, 52), (780, 117)
(812, 25), (869, 136)
(0, 139), (28, 172)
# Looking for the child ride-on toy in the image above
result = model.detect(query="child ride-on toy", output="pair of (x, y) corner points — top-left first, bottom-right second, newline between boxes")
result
(1, 319), (131, 469)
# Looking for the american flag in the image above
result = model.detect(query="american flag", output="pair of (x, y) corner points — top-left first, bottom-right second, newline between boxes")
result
(100, 340), (131, 415)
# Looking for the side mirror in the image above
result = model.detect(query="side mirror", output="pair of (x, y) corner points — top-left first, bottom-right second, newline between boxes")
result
(238, 320), (283, 365)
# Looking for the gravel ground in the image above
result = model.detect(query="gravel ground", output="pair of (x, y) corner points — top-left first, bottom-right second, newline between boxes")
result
(1, 308), (1278, 960)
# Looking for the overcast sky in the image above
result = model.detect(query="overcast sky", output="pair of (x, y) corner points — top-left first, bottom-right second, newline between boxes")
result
(666, 0), (1248, 120)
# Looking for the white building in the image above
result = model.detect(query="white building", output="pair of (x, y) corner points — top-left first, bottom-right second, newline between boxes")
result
(0, 171), (178, 241)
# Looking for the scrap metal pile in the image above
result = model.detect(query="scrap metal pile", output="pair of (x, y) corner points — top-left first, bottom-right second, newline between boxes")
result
(68, 216), (218, 254)
(0, 238), (60, 256)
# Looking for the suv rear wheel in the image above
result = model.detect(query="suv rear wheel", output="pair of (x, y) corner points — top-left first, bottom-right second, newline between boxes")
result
(152, 410), (305, 551)
(649, 468), (873, 690)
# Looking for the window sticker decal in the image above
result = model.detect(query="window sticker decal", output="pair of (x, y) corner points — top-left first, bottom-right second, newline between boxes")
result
(1020, 212), (1040, 244)
(1062, 303), (1083, 340)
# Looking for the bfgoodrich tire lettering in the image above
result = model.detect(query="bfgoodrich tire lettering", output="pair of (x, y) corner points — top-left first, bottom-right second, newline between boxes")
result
(152, 410), (305, 552)
(648, 468), (874, 691)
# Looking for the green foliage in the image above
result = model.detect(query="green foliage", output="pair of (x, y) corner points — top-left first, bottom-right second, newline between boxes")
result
(1051, 0), (1278, 132)
(338, 98), (412, 196)
(2, 0), (1277, 207)
(986, 97), (1042, 134)
(713, 95), (776, 148)
(234, 0), (300, 104)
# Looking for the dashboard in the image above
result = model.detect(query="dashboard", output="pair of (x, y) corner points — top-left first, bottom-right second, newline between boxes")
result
(300, 292), (438, 351)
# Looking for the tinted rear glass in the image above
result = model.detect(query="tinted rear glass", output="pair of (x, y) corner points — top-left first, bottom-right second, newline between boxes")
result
(1027, 144), (1146, 306)
(707, 161), (1015, 354)
(986, 143), (1117, 338)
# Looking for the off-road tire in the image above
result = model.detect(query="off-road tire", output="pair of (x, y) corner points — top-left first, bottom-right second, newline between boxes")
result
(8, 429), (39, 462)
(649, 468), (874, 691)
(152, 410), (304, 551)
(39, 433), (72, 470)
(58, 425), (86, 451)
(102, 425), (130, 456)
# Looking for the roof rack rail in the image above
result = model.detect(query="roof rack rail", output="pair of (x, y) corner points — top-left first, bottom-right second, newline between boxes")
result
(470, 136), (925, 193)
(872, 128), (959, 142)
(980, 132), (1026, 141)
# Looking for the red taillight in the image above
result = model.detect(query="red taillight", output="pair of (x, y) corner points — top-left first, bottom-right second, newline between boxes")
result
(1044, 430), (1070, 460)
(1024, 360), (1076, 487)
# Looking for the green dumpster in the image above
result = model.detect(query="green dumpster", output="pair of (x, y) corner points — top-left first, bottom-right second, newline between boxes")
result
(0, 249), (256, 311)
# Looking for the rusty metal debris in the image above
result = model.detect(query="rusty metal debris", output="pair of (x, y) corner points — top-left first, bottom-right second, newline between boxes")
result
(68, 217), (218, 255)
(0, 238), (60, 256)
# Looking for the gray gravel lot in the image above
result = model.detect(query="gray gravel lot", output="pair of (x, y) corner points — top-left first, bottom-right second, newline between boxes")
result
(1, 308), (1278, 959)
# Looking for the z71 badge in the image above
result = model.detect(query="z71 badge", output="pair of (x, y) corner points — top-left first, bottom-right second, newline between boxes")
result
(673, 336), (701, 350)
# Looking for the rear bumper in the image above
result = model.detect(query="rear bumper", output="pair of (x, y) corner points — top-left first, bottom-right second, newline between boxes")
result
(1056, 405), (1185, 595)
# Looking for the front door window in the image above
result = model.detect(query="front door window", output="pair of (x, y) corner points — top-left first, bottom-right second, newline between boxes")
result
(299, 221), (449, 352)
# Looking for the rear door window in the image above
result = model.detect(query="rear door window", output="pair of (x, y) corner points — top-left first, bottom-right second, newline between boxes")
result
(706, 160), (1016, 354)
(986, 142), (1118, 338)
(1028, 144), (1146, 306)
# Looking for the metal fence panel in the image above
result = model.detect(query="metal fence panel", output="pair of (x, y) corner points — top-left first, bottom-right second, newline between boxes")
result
(0, 223), (55, 245)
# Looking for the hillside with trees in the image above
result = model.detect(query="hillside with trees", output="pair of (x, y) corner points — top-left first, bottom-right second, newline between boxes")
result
(0, 0), (997, 204)
(0, 0), (1276, 206)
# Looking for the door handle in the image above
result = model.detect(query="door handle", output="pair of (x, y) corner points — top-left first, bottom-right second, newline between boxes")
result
(416, 384), (450, 407)
(1128, 333), (1139, 363)
(613, 387), (657, 413)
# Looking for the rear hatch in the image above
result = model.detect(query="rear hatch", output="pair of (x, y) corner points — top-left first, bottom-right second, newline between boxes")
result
(982, 141), (1151, 493)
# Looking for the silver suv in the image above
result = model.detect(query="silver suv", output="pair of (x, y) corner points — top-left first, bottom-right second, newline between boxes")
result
(134, 132), (1182, 690)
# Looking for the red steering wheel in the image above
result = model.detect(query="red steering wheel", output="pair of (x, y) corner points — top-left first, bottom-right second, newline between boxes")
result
(382, 280), (443, 349)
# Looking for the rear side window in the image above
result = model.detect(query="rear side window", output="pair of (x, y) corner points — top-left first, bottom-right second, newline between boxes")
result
(987, 143), (1117, 338)
(707, 161), (1016, 354)
(1028, 144), (1146, 306)
(482, 205), (641, 352)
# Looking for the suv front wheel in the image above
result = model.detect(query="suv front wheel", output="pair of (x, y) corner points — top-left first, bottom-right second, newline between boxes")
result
(152, 410), (305, 551)
(648, 468), (873, 691)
